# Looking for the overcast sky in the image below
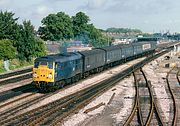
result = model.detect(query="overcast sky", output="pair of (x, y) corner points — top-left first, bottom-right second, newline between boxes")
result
(0, 0), (180, 33)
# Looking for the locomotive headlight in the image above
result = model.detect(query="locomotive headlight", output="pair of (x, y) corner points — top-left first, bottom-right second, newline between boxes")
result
(48, 73), (53, 79)
(33, 73), (37, 78)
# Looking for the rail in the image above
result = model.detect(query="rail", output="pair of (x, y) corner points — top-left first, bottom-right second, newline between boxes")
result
(141, 69), (164, 126)
(176, 69), (180, 85)
(166, 68), (178, 126)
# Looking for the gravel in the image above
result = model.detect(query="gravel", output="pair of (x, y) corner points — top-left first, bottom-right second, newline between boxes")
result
(61, 76), (134, 126)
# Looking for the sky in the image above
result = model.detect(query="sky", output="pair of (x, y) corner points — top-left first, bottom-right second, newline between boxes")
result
(0, 0), (180, 33)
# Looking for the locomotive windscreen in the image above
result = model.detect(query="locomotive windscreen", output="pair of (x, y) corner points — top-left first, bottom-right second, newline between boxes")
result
(34, 61), (53, 69)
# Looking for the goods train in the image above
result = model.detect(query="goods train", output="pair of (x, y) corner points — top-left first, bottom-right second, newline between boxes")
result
(32, 41), (157, 91)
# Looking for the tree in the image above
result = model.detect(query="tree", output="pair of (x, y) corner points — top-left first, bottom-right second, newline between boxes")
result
(34, 38), (46, 57)
(38, 12), (73, 41)
(16, 20), (45, 61)
(72, 12), (90, 38)
(72, 12), (110, 47)
(0, 39), (16, 60)
(0, 11), (19, 40)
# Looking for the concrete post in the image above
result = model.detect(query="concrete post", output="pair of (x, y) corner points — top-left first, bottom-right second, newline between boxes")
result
(4, 60), (10, 71)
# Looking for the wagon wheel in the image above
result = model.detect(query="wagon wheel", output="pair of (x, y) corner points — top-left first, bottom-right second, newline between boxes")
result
(48, 86), (55, 92)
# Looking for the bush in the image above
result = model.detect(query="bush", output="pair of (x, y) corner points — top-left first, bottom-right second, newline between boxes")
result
(9, 59), (33, 70)
(0, 39), (17, 60)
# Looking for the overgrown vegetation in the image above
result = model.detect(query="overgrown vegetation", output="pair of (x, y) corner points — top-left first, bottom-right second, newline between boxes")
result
(0, 59), (33, 73)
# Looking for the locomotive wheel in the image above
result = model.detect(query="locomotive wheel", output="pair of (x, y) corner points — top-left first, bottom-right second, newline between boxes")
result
(48, 86), (55, 92)
(60, 81), (65, 88)
(56, 80), (65, 88)
(54, 82), (60, 89)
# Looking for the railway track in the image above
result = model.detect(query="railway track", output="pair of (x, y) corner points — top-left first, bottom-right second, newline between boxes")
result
(124, 69), (163, 126)
(0, 67), (32, 79)
(0, 67), (32, 86)
(0, 83), (36, 103)
(0, 88), (65, 122)
(0, 49), (170, 126)
(166, 68), (179, 125)
(124, 72), (144, 126)
(140, 69), (164, 125)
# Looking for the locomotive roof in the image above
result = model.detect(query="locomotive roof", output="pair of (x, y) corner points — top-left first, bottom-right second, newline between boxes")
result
(35, 52), (82, 62)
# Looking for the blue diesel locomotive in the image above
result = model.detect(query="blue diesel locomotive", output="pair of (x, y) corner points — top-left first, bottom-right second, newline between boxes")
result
(33, 41), (156, 91)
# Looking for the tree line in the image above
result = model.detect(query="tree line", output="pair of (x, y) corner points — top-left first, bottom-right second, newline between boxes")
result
(105, 27), (142, 34)
(0, 11), (110, 63)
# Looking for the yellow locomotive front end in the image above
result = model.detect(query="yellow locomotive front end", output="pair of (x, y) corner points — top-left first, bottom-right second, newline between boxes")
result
(32, 61), (55, 90)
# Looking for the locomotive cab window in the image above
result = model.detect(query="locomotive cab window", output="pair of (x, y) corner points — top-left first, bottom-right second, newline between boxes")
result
(39, 61), (47, 66)
(48, 62), (53, 69)
(34, 62), (39, 68)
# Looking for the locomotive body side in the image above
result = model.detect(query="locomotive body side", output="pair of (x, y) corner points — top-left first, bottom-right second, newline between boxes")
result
(53, 53), (83, 82)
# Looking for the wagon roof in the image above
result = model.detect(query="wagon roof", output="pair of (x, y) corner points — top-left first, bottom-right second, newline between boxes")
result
(79, 48), (105, 56)
(97, 45), (121, 51)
